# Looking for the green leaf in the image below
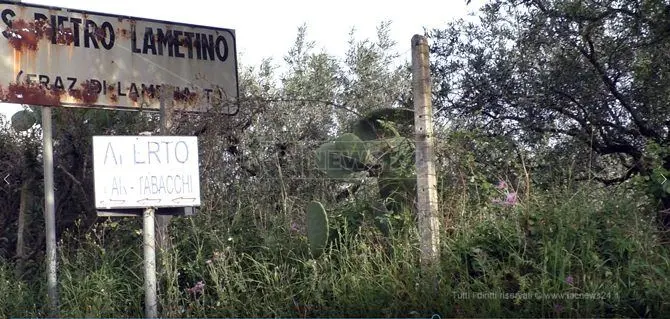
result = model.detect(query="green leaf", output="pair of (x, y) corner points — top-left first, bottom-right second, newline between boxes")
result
(315, 133), (371, 178)
(334, 133), (371, 160)
(353, 118), (386, 140)
(377, 137), (415, 171)
(374, 137), (416, 212)
(371, 200), (391, 237)
(10, 110), (37, 132)
(378, 170), (416, 213)
(306, 201), (329, 258)
(352, 107), (414, 140)
(366, 107), (414, 124)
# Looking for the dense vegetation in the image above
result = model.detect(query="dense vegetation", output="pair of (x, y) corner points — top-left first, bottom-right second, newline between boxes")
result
(1, 0), (670, 317)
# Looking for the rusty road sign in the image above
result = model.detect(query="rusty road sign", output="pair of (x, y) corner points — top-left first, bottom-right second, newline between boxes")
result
(0, 0), (239, 114)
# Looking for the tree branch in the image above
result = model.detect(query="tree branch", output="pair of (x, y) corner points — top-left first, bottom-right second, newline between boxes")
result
(335, 183), (361, 202)
(575, 166), (638, 185)
(257, 97), (364, 118)
(575, 33), (659, 139)
(57, 164), (89, 208)
(551, 89), (639, 137)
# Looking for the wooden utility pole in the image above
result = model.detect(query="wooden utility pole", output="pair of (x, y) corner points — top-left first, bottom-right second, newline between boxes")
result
(411, 34), (440, 268)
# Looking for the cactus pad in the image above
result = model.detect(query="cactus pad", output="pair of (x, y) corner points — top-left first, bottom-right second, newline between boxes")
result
(306, 201), (329, 258)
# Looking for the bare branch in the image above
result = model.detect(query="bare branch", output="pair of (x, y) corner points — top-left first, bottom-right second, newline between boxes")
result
(57, 164), (89, 205)
(575, 166), (638, 185)
(574, 33), (659, 139)
(256, 97), (364, 118)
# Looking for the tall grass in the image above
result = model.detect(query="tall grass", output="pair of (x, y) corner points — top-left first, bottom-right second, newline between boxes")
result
(0, 257), (41, 317)
(1, 182), (668, 317)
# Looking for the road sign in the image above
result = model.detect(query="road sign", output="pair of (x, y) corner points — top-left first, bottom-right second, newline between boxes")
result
(97, 207), (197, 217)
(92, 135), (201, 210)
(0, 0), (238, 114)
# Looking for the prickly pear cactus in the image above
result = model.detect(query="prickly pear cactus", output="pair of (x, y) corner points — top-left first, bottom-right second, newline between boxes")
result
(352, 107), (414, 141)
(306, 201), (329, 258)
(312, 107), (417, 238)
(315, 133), (371, 179)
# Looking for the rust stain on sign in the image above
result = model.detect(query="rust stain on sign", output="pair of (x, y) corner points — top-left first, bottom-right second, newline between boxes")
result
(2, 17), (111, 52)
(117, 27), (131, 40)
(173, 88), (197, 105)
(3, 18), (51, 51)
(68, 80), (100, 104)
(0, 1), (239, 113)
(93, 26), (107, 42)
(1, 79), (106, 106)
(128, 89), (139, 102)
(4, 82), (63, 106)
(141, 85), (157, 100)
(55, 27), (74, 46)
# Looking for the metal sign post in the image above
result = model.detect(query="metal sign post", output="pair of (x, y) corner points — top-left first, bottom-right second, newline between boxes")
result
(143, 207), (158, 318)
(42, 106), (58, 315)
(143, 86), (169, 319)
(0, 1), (236, 317)
(91, 133), (201, 317)
(12, 0), (59, 314)
(157, 85), (174, 259)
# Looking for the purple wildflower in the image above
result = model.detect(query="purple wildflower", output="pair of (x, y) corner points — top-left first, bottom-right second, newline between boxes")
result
(493, 192), (518, 206)
(505, 192), (517, 205)
(496, 180), (508, 190)
(566, 275), (574, 285)
(186, 281), (205, 295)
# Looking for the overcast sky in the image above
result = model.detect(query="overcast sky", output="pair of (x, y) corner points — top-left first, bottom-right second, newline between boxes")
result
(1, 0), (484, 120)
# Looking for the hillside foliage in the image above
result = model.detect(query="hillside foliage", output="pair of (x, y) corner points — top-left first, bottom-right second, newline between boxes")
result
(1, 2), (670, 316)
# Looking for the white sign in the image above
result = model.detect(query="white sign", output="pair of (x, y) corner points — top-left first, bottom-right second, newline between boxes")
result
(93, 135), (201, 209)
(0, 1), (238, 114)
